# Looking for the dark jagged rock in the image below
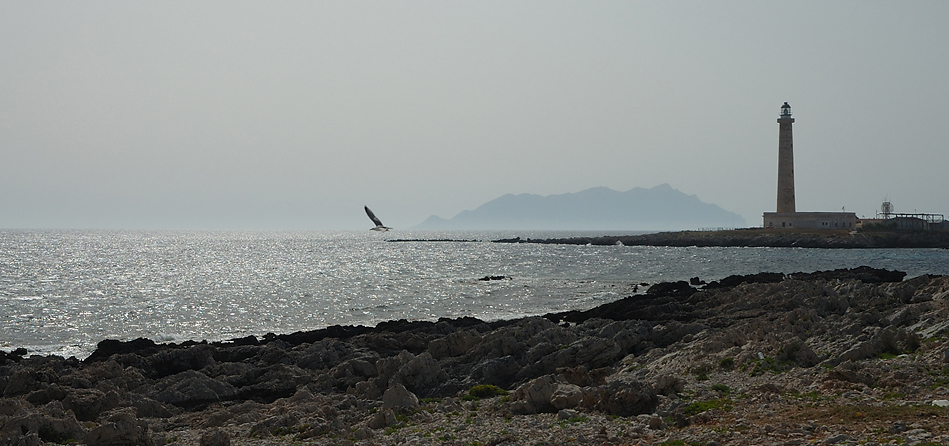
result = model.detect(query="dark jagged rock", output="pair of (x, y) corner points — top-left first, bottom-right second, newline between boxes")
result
(0, 401), (85, 445)
(703, 272), (786, 289)
(86, 339), (158, 363)
(494, 237), (522, 243)
(646, 280), (697, 297)
(263, 325), (373, 348)
(62, 388), (119, 421)
(147, 370), (238, 409)
(218, 335), (259, 346)
(145, 344), (216, 379)
(83, 408), (154, 446)
(790, 266), (906, 283)
(546, 267), (908, 326)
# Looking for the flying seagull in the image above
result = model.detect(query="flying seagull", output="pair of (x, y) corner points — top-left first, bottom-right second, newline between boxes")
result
(364, 206), (391, 232)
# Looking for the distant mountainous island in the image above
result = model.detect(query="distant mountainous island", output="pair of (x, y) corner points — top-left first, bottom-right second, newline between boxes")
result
(414, 184), (747, 231)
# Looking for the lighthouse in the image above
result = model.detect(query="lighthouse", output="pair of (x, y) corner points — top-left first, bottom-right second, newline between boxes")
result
(776, 102), (796, 213)
(762, 103), (857, 230)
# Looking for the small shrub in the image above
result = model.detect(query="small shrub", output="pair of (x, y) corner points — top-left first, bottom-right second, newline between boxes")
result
(882, 392), (906, 401)
(655, 439), (690, 446)
(718, 357), (735, 370)
(710, 384), (730, 395)
(682, 398), (732, 416)
(692, 365), (710, 381)
(464, 384), (509, 400)
(557, 416), (588, 427)
(787, 391), (823, 402)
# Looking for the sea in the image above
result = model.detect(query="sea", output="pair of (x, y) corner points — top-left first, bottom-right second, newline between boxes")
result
(3, 229), (948, 359)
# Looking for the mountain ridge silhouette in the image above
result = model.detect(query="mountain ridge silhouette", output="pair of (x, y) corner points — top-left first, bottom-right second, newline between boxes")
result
(414, 184), (746, 230)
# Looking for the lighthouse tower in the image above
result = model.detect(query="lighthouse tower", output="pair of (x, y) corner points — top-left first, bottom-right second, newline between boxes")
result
(763, 102), (857, 230)
(776, 102), (796, 213)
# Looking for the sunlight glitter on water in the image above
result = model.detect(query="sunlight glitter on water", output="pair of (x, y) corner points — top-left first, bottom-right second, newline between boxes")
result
(2, 229), (949, 358)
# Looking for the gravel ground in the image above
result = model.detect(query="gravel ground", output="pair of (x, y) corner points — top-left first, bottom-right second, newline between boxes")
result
(149, 350), (949, 446)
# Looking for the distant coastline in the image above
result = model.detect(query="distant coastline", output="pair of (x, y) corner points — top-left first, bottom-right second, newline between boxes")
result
(414, 184), (746, 231)
(493, 228), (949, 249)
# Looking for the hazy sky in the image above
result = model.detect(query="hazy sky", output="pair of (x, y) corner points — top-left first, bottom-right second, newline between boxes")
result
(2, 1), (947, 230)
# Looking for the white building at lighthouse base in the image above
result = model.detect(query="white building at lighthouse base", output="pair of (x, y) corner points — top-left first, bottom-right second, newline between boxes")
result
(763, 211), (856, 230)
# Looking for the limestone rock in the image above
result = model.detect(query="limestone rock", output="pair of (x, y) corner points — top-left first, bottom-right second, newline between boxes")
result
(84, 409), (153, 446)
(827, 361), (873, 385)
(570, 338), (622, 368)
(512, 375), (559, 414)
(392, 352), (448, 394)
(120, 394), (177, 418)
(0, 398), (25, 416)
(646, 415), (663, 429)
(199, 429), (230, 446)
(295, 339), (354, 370)
(148, 370), (238, 407)
(0, 402), (84, 445)
(353, 427), (373, 440)
(250, 414), (299, 437)
(63, 388), (120, 421)
(382, 383), (419, 409)
(550, 384), (583, 410)
(470, 355), (522, 387)
(331, 358), (377, 381)
(368, 408), (398, 429)
(2, 370), (39, 397)
(655, 374), (685, 396)
(581, 378), (658, 416)
(145, 345), (216, 379)
(428, 330), (482, 359)
(557, 365), (612, 387)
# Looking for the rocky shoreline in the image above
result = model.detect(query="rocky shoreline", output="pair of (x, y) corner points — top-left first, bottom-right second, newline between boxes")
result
(3, 267), (949, 446)
(494, 229), (949, 249)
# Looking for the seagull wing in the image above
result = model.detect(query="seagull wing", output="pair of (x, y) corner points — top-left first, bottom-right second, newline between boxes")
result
(364, 206), (385, 227)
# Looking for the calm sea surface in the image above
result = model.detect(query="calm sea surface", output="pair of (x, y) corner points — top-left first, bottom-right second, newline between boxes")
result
(2, 230), (948, 358)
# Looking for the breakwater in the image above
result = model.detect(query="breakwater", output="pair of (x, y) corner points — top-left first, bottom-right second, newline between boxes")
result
(495, 229), (949, 248)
